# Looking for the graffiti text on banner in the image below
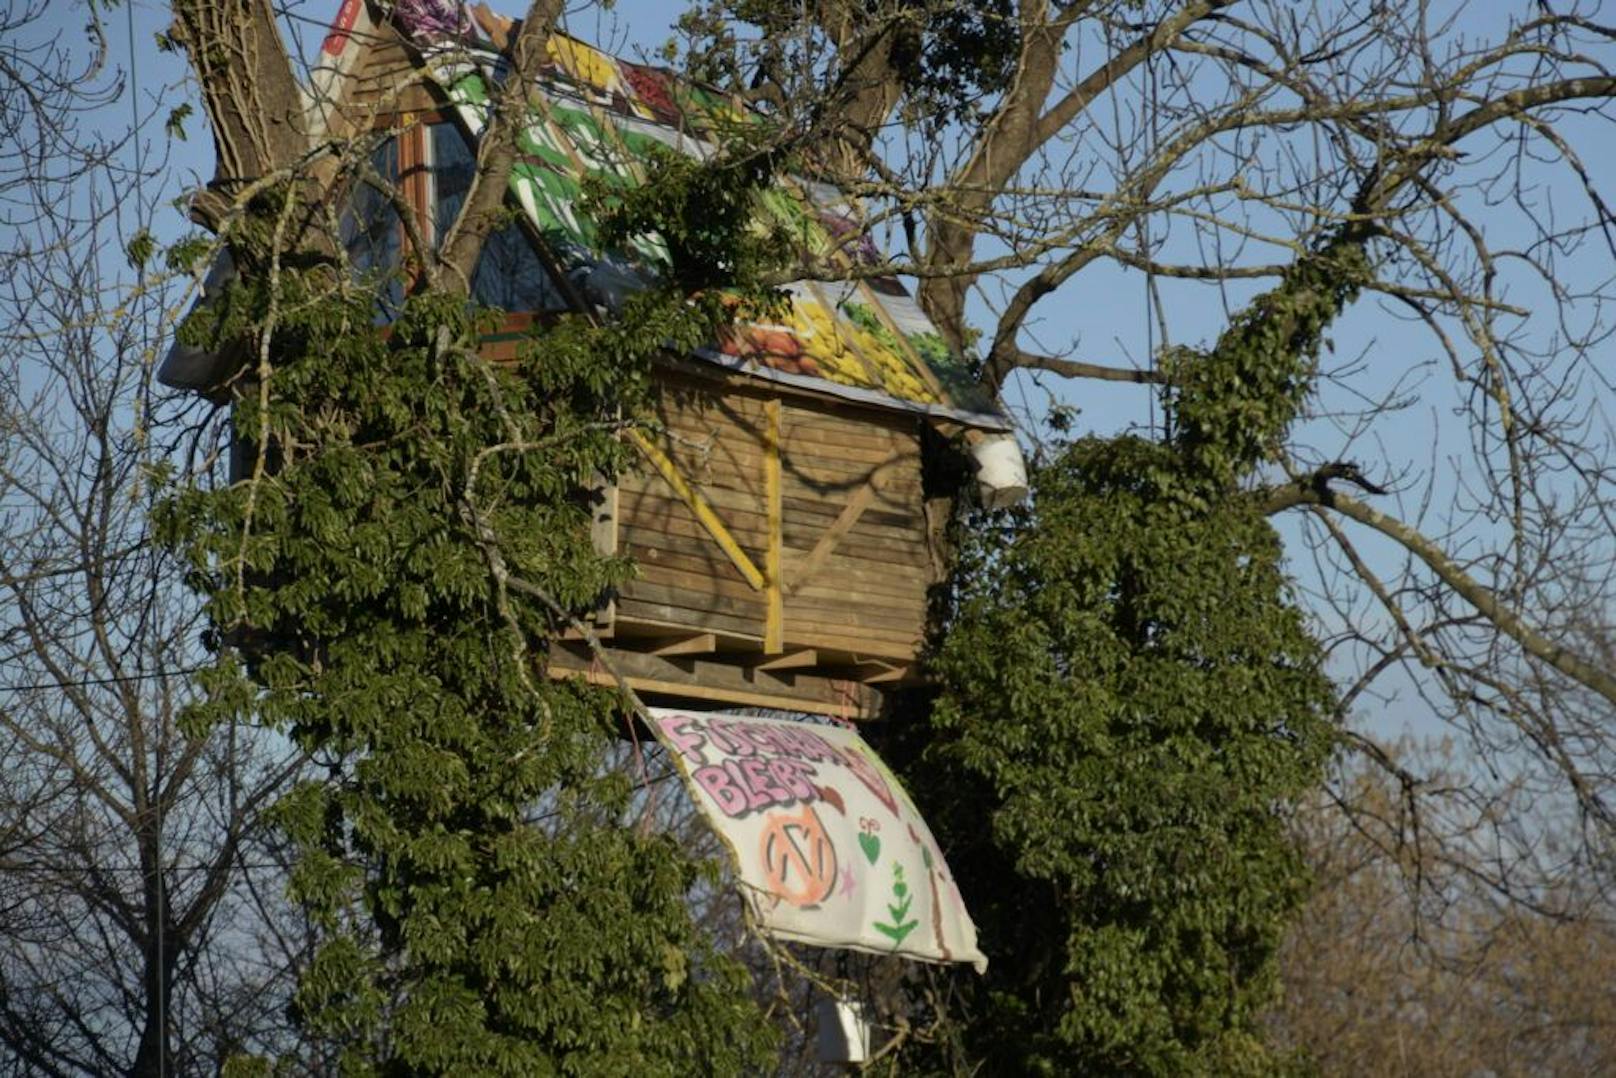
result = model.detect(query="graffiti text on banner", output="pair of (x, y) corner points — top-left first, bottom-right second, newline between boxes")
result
(650, 708), (987, 972)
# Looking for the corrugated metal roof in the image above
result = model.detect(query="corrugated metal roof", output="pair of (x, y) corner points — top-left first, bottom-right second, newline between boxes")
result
(419, 8), (1006, 427)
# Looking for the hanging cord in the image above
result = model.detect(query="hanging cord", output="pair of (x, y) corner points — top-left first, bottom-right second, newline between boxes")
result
(601, 649), (663, 835)
(830, 679), (858, 730)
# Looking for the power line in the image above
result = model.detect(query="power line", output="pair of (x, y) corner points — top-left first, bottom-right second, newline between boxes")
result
(0, 665), (211, 695)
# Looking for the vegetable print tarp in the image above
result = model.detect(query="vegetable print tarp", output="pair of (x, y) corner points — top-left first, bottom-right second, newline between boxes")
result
(405, 11), (1004, 427)
(650, 708), (987, 971)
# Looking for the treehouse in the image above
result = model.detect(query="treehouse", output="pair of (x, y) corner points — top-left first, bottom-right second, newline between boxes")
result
(159, 0), (1026, 721)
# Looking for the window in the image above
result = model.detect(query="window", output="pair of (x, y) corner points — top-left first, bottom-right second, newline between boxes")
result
(339, 137), (405, 320)
(430, 122), (567, 313)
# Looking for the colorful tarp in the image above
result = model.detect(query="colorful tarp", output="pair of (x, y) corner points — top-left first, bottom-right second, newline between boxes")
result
(649, 707), (987, 972)
(416, 12), (1002, 425)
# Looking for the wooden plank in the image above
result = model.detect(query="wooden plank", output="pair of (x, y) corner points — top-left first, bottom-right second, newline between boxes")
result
(632, 558), (924, 618)
(623, 579), (765, 617)
(848, 506), (927, 530)
(647, 632), (719, 657)
(751, 648), (819, 671)
(763, 398), (784, 654)
(649, 395), (769, 427)
(626, 541), (927, 603)
(653, 451), (920, 503)
(623, 482), (926, 544)
(624, 446), (923, 502)
(632, 549), (777, 603)
(620, 510), (931, 572)
(784, 422), (917, 455)
(656, 413), (911, 458)
(620, 534), (734, 571)
(804, 614), (924, 644)
(789, 576), (926, 611)
(613, 592), (919, 660)
(653, 406), (770, 435)
(621, 488), (930, 552)
(658, 416), (915, 467)
(844, 659), (917, 685)
(626, 485), (924, 535)
(785, 478), (878, 595)
(784, 598), (924, 633)
(650, 406), (915, 458)
(789, 423), (910, 454)
(547, 644), (883, 719)
(785, 466), (920, 501)
(792, 579), (926, 611)
(784, 407), (914, 438)
(627, 429), (765, 590)
(611, 607), (759, 644)
(787, 570), (917, 607)
(615, 598), (761, 640)
(786, 496), (924, 535)
(397, 119), (429, 255)
(659, 470), (923, 511)
(781, 618), (922, 653)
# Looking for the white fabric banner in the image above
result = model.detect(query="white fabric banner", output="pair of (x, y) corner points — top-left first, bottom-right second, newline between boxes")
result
(649, 708), (987, 972)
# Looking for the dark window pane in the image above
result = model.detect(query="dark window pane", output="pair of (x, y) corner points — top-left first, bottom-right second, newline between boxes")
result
(471, 223), (567, 312)
(340, 137), (404, 320)
(430, 122), (566, 313)
(431, 120), (474, 238)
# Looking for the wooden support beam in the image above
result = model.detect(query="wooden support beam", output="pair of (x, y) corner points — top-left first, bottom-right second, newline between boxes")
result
(628, 428), (766, 590)
(841, 660), (916, 685)
(588, 471), (618, 628)
(750, 648), (819, 671)
(647, 632), (719, 657)
(547, 643), (883, 719)
(763, 398), (784, 653)
(783, 476), (881, 596)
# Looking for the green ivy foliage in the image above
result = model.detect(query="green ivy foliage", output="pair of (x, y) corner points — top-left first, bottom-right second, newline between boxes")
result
(1162, 236), (1371, 492)
(888, 237), (1367, 1075)
(157, 166), (782, 1072)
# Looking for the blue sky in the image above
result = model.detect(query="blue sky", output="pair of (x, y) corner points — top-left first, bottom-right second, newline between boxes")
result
(23, 0), (1615, 754)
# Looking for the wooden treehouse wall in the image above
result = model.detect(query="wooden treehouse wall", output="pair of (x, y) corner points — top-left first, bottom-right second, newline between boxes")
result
(549, 372), (934, 718)
(332, 29), (939, 718)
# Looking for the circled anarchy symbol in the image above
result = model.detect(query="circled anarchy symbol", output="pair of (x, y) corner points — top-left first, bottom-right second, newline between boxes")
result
(759, 805), (838, 907)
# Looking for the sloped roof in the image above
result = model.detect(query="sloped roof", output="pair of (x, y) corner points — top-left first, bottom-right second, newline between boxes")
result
(163, 2), (1008, 429)
(412, 4), (1006, 427)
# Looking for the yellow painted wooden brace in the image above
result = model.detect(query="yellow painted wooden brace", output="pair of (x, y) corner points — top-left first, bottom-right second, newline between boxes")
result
(627, 429), (767, 591)
(783, 463), (890, 596)
(763, 399), (784, 653)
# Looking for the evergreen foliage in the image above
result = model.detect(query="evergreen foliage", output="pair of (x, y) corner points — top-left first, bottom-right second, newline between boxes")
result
(892, 238), (1367, 1074)
(679, 0), (1021, 128)
(157, 158), (783, 1073)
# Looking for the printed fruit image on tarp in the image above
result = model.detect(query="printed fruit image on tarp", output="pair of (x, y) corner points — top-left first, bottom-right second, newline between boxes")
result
(414, 14), (1003, 427)
(649, 708), (987, 971)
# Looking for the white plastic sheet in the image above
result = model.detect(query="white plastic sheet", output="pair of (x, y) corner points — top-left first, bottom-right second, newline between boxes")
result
(650, 708), (987, 972)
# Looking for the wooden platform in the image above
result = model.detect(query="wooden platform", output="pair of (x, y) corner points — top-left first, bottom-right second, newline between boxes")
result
(547, 615), (909, 719)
